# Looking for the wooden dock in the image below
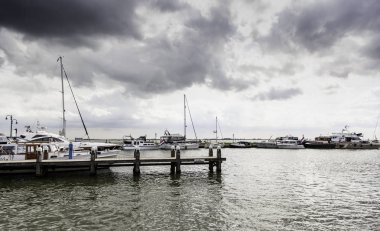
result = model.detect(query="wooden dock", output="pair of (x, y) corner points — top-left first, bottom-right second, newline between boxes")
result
(0, 147), (226, 176)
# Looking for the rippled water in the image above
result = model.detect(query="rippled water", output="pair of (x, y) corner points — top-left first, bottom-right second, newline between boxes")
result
(0, 149), (379, 230)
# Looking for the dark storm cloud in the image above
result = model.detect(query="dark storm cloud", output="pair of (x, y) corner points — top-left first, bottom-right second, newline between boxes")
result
(70, 2), (245, 95)
(261, 0), (380, 54)
(0, 0), (141, 45)
(252, 87), (302, 101)
(0, 0), (249, 95)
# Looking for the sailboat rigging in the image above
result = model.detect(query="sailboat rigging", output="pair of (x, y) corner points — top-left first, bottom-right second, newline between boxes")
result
(213, 116), (224, 148)
(57, 56), (90, 140)
(184, 94), (198, 141)
(159, 94), (199, 150)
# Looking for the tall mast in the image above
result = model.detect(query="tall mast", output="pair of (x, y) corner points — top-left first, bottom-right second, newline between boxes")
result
(215, 116), (218, 142)
(58, 56), (66, 137)
(184, 94), (186, 139)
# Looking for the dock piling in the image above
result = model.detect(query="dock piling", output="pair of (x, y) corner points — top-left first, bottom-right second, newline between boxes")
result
(133, 148), (141, 175)
(216, 145), (222, 172)
(90, 146), (97, 175)
(36, 146), (44, 176)
(209, 145), (214, 172)
(175, 146), (181, 173)
(170, 145), (175, 174)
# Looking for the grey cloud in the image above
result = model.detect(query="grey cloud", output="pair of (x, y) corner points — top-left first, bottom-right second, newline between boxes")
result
(261, 0), (380, 54)
(253, 87), (302, 101)
(0, 0), (251, 96)
(148, 0), (188, 12)
(69, 3), (245, 95)
(0, 0), (141, 46)
(324, 84), (339, 95)
(239, 62), (303, 79)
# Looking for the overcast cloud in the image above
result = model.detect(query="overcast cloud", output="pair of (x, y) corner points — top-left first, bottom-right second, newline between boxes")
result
(1, 0), (380, 139)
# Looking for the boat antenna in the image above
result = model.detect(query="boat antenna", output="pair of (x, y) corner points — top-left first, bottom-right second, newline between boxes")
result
(57, 56), (66, 137)
(185, 95), (198, 140)
(62, 64), (91, 140)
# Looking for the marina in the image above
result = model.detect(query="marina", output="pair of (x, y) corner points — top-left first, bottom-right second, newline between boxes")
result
(0, 146), (226, 176)
(1, 1), (380, 230)
(0, 148), (378, 230)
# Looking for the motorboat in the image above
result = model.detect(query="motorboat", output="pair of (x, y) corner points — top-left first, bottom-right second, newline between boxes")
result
(229, 141), (253, 148)
(0, 133), (8, 144)
(274, 136), (305, 149)
(122, 135), (159, 150)
(304, 126), (380, 149)
(276, 139), (305, 149)
(303, 136), (336, 149)
(0, 142), (62, 161)
(256, 139), (278, 148)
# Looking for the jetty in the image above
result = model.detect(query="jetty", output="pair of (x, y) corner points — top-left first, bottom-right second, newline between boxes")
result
(0, 146), (226, 176)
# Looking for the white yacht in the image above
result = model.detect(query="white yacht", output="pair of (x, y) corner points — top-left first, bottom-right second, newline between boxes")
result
(122, 135), (159, 150)
(276, 136), (305, 149)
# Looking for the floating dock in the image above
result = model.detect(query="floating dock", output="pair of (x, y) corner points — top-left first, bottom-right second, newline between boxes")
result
(0, 147), (226, 176)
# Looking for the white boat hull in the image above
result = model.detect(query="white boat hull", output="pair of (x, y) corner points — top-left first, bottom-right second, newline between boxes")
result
(123, 145), (159, 150)
(277, 144), (305, 149)
(159, 143), (199, 150)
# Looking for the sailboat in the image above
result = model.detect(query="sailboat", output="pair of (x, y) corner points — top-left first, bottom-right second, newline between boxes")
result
(210, 116), (224, 148)
(17, 57), (121, 157)
(159, 94), (200, 150)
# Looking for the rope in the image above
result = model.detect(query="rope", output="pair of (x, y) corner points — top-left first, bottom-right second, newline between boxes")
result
(185, 97), (198, 140)
(62, 67), (91, 140)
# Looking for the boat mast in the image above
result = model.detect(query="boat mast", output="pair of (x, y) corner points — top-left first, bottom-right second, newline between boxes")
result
(184, 94), (187, 139)
(215, 116), (218, 143)
(58, 56), (66, 137)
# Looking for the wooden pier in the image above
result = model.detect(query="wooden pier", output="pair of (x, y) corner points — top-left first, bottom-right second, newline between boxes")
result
(0, 146), (226, 176)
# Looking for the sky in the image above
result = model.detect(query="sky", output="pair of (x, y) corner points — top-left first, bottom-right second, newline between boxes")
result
(1, 0), (380, 140)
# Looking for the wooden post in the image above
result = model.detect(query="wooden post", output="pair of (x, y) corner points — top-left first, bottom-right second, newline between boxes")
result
(36, 146), (44, 176)
(90, 147), (97, 175)
(175, 146), (181, 174)
(170, 145), (175, 174)
(133, 148), (141, 176)
(208, 145), (214, 172)
(216, 145), (222, 172)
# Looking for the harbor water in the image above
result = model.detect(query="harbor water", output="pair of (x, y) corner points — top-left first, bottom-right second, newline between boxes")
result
(0, 148), (379, 230)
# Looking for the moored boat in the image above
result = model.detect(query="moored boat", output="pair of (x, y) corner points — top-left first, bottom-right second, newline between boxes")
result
(303, 136), (335, 149)
(230, 141), (253, 148)
(122, 135), (159, 150)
